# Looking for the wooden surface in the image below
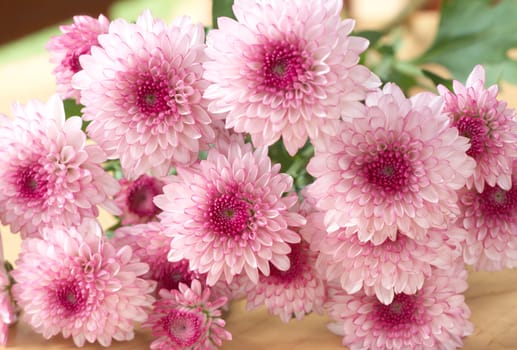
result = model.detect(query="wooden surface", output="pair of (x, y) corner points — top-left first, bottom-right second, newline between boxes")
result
(2, 1), (517, 349)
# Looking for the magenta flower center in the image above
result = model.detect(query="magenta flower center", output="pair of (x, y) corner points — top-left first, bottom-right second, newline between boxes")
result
(268, 243), (305, 284)
(206, 190), (251, 237)
(63, 46), (90, 73)
(16, 166), (48, 199)
(127, 176), (163, 218)
(374, 293), (423, 330)
(455, 116), (489, 158)
(262, 41), (308, 92)
(479, 184), (516, 218)
(55, 282), (88, 316)
(136, 73), (176, 119)
(163, 309), (204, 347)
(152, 258), (201, 292)
(364, 149), (412, 193)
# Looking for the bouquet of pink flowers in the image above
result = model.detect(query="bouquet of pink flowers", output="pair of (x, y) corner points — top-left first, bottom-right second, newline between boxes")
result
(1, 0), (516, 349)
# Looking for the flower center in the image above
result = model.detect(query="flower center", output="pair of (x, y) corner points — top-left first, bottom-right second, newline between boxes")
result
(268, 242), (305, 284)
(206, 189), (251, 237)
(262, 41), (308, 92)
(63, 46), (90, 73)
(152, 258), (201, 292)
(479, 184), (516, 218)
(136, 73), (176, 119)
(374, 293), (422, 330)
(163, 309), (204, 347)
(127, 175), (163, 218)
(55, 282), (88, 316)
(455, 116), (489, 158)
(16, 166), (48, 199)
(364, 149), (412, 193)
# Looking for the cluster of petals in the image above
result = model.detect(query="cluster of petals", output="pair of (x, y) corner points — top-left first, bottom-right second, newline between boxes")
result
(457, 162), (517, 270)
(302, 211), (465, 304)
(142, 280), (231, 350)
(113, 222), (206, 294)
(11, 222), (156, 347)
(203, 0), (380, 155)
(46, 14), (110, 100)
(0, 95), (120, 238)
(438, 64), (517, 192)
(114, 174), (167, 225)
(0, 232), (17, 346)
(245, 240), (326, 322)
(306, 83), (475, 244)
(73, 10), (217, 179)
(325, 261), (473, 350)
(155, 140), (305, 285)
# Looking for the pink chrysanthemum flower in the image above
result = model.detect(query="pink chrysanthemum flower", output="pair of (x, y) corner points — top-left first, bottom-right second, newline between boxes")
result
(245, 240), (326, 323)
(302, 211), (464, 304)
(438, 65), (517, 192)
(155, 141), (305, 285)
(326, 262), (473, 350)
(73, 11), (217, 179)
(114, 175), (167, 225)
(458, 162), (517, 270)
(113, 222), (205, 293)
(143, 280), (231, 350)
(46, 14), (110, 100)
(204, 0), (380, 155)
(0, 95), (120, 238)
(306, 83), (475, 244)
(0, 232), (17, 346)
(11, 222), (155, 347)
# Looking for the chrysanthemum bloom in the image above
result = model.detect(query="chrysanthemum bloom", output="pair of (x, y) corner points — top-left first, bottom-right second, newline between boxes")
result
(0, 95), (120, 238)
(438, 65), (517, 192)
(114, 174), (166, 225)
(155, 141), (305, 285)
(302, 211), (465, 304)
(113, 222), (205, 293)
(306, 83), (475, 244)
(245, 240), (326, 322)
(143, 280), (231, 350)
(46, 14), (110, 100)
(73, 11), (217, 179)
(326, 262), (473, 350)
(0, 232), (17, 346)
(458, 163), (517, 270)
(204, 0), (380, 155)
(11, 223), (155, 347)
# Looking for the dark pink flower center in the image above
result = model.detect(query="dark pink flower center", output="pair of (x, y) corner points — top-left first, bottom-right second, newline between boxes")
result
(374, 293), (423, 330)
(16, 166), (48, 199)
(455, 116), (489, 159)
(268, 243), (305, 284)
(55, 282), (88, 316)
(261, 41), (308, 92)
(163, 309), (204, 347)
(136, 73), (176, 119)
(152, 258), (201, 292)
(206, 189), (251, 237)
(63, 46), (90, 73)
(126, 175), (163, 218)
(479, 184), (516, 218)
(364, 149), (412, 193)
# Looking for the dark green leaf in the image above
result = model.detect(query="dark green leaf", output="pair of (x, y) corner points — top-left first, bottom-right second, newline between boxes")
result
(63, 98), (83, 118)
(212, 0), (235, 29)
(417, 0), (517, 84)
(422, 69), (453, 90)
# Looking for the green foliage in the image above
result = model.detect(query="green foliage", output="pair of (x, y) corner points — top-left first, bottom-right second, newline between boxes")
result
(417, 0), (517, 85)
(212, 0), (235, 29)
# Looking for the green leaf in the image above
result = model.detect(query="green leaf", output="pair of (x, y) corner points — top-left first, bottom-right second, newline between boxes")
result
(417, 0), (517, 85)
(354, 30), (383, 48)
(422, 69), (453, 91)
(212, 0), (235, 29)
(63, 98), (83, 118)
